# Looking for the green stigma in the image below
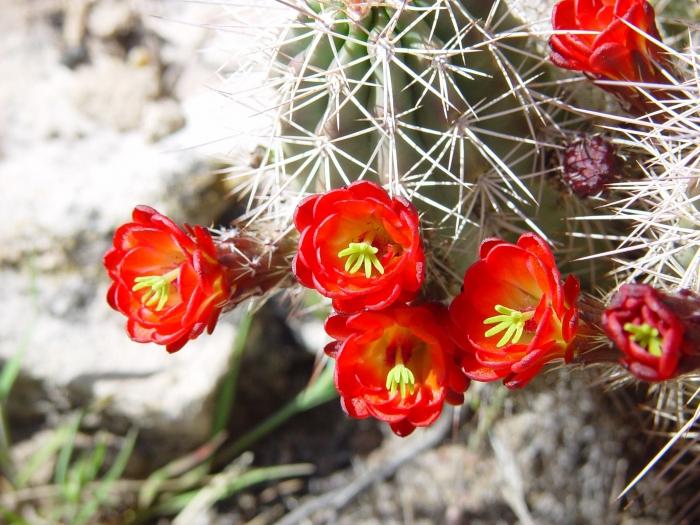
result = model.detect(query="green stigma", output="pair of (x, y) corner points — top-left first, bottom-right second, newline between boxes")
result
(624, 322), (663, 357)
(132, 268), (180, 311)
(385, 353), (416, 399)
(338, 241), (385, 278)
(483, 304), (535, 348)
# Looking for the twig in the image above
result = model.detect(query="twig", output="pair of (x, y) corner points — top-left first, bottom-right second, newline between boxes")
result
(272, 410), (452, 525)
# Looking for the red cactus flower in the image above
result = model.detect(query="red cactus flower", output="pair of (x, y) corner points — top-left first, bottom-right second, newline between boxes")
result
(603, 284), (687, 381)
(449, 234), (580, 389)
(550, 0), (669, 111)
(293, 181), (425, 313)
(104, 206), (230, 353)
(325, 304), (469, 437)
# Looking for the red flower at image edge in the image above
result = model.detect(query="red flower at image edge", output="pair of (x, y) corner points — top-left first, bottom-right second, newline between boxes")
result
(550, 0), (667, 86)
(449, 234), (580, 389)
(293, 181), (424, 313)
(104, 206), (230, 353)
(602, 284), (685, 381)
(325, 304), (469, 437)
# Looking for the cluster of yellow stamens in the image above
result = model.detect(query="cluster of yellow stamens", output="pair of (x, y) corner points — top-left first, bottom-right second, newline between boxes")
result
(132, 268), (180, 311)
(338, 241), (385, 278)
(483, 304), (535, 348)
(385, 352), (416, 399)
(624, 322), (663, 357)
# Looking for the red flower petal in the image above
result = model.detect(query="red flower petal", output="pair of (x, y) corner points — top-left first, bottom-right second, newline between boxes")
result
(603, 284), (685, 382)
(292, 181), (425, 313)
(327, 304), (468, 436)
(451, 233), (580, 388)
(549, 0), (668, 109)
(104, 206), (230, 353)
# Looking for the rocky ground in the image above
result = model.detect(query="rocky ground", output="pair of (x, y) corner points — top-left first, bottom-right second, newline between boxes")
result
(0, 1), (689, 524)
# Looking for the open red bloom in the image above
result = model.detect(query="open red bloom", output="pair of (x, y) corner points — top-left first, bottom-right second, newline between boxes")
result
(449, 234), (580, 389)
(293, 181), (424, 313)
(325, 304), (469, 437)
(603, 284), (686, 381)
(104, 206), (230, 353)
(550, 0), (668, 110)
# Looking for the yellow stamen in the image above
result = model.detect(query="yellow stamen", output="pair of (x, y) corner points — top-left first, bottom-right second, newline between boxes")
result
(338, 241), (384, 278)
(132, 268), (180, 311)
(624, 322), (663, 357)
(483, 304), (535, 348)
(385, 352), (416, 399)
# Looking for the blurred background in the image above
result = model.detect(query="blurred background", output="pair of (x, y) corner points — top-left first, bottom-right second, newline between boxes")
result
(0, 1), (690, 523)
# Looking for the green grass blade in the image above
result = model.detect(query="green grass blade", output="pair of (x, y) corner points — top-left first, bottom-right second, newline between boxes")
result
(216, 362), (337, 465)
(84, 435), (108, 483)
(1, 509), (30, 525)
(162, 463), (314, 518)
(0, 351), (23, 403)
(212, 311), (253, 436)
(0, 402), (15, 486)
(71, 428), (138, 525)
(0, 350), (25, 484)
(138, 432), (226, 509)
(16, 418), (78, 488)
(54, 413), (82, 487)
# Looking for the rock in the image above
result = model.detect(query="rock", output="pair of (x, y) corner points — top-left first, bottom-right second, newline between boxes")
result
(87, 0), (138, 40)
(505, 0), (559, 34)
(1, 265), (238, 448)
(142, 98), (186, 142)
(491, 379), (628, 525)
(71, 57), (161, 131)
(0, 131), (223, 268)
(0, 0), (258, 450)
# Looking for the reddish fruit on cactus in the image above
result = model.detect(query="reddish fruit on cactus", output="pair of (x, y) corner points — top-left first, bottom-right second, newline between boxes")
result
(325, 304), (469, 437)
(104, 206), (230, 353)
(549, 0), (668, 111)
(293, 181), (425, 313)
(449, 234), (580, 389)
(602, 284), (697, 381)
(563, 136), (619, 198)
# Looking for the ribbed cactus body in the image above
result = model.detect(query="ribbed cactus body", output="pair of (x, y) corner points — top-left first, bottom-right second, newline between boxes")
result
(273, 1), (532, 205)
(257, 0), (610, 292)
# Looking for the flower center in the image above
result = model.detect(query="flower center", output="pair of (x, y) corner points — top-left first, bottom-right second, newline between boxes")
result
(483, 304), (535, 348)
(338, 241), (385, 278)
(624, 322), (663, 357)
(385, 352), (416, 399)
(131, 268), (180, 311)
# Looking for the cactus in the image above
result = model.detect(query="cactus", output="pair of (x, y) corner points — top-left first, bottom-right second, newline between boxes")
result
(100, 0), (700, 516)
(228, 0), (617, 301)
(226, 0), (699, 511)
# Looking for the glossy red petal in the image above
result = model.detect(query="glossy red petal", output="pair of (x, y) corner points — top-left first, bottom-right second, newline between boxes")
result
(327, 304), (468, 436)
(451, 234), (579, 387)
(104, 207), (228, 353)
(390, 419), (416, 437)
(291, 181), (425, 313)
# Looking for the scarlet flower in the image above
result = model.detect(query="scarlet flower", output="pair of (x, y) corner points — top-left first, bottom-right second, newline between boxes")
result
(550, 0), (668, 110)
(449, 234), (580, 389)
(325, 304), (469, 436)
(104, 206), (230, 353)
(293, 181), (424, 313)
(603, 284), (687, 381)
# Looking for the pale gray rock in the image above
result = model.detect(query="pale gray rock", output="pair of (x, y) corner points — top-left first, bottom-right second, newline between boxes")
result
(0, 0), (265, 447)
(142, 98), (187, 142)
(87, 0), (138, 40)
(506, 0), (559, 33)
(0, 265), (237, 446)
(70, 57), (162, 132)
